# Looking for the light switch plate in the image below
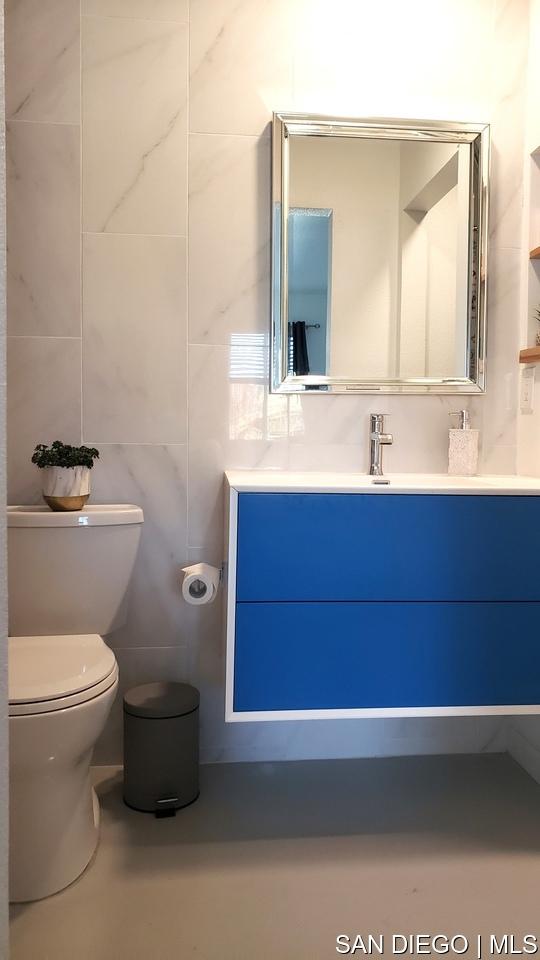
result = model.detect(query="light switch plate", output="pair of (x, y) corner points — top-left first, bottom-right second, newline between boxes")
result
(521, 366), (535, 414)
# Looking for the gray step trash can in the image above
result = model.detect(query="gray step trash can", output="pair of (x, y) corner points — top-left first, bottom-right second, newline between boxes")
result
(123, 681), (200, 816)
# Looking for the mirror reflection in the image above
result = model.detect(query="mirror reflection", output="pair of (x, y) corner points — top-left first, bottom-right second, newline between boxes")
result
(272, 116), (489, 394)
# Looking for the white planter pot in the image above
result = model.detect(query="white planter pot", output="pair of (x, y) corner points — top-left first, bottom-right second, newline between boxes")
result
(41, 466), (91, 512)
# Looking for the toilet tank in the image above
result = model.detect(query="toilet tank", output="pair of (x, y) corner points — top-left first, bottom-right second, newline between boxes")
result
(8, 504), (144, 637)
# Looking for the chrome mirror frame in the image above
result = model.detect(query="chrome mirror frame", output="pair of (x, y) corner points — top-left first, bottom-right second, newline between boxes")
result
(271, 112), (490, 395)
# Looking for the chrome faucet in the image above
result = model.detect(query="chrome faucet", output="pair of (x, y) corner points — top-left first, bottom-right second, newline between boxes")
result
(369, 414), (393, 476)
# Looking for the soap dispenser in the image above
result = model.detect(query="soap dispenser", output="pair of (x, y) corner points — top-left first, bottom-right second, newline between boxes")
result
(448, 410), (479, 476)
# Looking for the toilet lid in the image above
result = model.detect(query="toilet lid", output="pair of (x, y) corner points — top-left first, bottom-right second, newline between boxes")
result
(8, 634), (117, 704)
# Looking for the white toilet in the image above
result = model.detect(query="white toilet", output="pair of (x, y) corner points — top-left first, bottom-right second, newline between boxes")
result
(7, 503), (144, 902)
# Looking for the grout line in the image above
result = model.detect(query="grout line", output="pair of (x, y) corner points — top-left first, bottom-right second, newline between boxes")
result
(81, 440), (188, 447)
(83, 230), (187, 240)
(110, 644), (191, 654)
(188, 130), (270, 140)
(6, 335), (82, 341)
(81, 13), (188, 26)
(6, 118), (80, 128)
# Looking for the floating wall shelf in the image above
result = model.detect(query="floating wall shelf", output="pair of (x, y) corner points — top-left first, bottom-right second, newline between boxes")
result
(519, 347), (540, 363)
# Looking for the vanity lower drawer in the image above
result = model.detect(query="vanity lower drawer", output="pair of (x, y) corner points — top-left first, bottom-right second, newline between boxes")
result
(236, 493), (540, 602)
(233, 602), (540, 712)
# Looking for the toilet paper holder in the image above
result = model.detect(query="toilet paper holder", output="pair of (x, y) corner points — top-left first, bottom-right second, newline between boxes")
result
(181, 562), (223, 605)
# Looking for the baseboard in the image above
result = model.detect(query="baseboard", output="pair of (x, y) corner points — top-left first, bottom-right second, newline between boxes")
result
(91, 764), (122, 783)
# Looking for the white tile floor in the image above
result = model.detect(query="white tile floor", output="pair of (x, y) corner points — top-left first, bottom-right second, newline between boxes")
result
(10, 754), (540, 960)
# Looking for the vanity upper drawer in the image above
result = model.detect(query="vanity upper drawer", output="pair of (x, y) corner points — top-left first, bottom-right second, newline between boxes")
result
(235, 493), (540, 601)
(233, 602), (540, 712)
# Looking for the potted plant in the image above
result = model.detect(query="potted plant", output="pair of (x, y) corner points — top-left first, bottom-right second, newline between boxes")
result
(31, 441), (100, 512)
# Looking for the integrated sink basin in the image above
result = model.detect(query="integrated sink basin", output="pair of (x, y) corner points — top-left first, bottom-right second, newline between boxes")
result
(226, 471), (540, 495)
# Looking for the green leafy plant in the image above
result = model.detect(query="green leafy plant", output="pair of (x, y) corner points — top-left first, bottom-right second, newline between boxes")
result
(534, 306), (540, 345)
(31, 441), (100, 470)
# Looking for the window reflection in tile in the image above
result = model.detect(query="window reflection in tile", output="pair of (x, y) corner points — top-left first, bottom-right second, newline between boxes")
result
(228, 333), (304, 440)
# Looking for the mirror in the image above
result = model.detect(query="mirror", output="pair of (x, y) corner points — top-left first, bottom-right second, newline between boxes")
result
(271, 114), (489, 394)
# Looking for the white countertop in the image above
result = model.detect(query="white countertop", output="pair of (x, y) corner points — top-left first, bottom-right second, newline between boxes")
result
(225, 471), (540, 495)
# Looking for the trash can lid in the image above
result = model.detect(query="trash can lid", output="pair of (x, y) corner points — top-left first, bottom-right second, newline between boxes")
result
(123, 681), (200, 718)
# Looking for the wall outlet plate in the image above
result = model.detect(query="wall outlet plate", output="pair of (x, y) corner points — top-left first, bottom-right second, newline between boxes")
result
(521, 366), (535, 414)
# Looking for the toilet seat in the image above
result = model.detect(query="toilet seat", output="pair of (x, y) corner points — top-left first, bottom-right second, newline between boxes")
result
(9, 634), (118, 717)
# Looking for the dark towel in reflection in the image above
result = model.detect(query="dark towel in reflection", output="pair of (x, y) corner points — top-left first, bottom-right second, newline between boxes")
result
(291, 321), (310, 375)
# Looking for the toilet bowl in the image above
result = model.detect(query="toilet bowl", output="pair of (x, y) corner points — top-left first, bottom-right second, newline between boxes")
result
(7, 504), (143, 902)
(9, 635), (118, 902)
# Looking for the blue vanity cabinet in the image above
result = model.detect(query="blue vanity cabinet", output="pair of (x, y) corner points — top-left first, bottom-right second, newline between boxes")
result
(226, 487), (540, 720)
(236, 493), (540, 602)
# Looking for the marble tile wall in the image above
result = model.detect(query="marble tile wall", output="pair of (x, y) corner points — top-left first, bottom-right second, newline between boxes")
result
(5, 0), (82, 501)
(5, 0), (529, 763)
